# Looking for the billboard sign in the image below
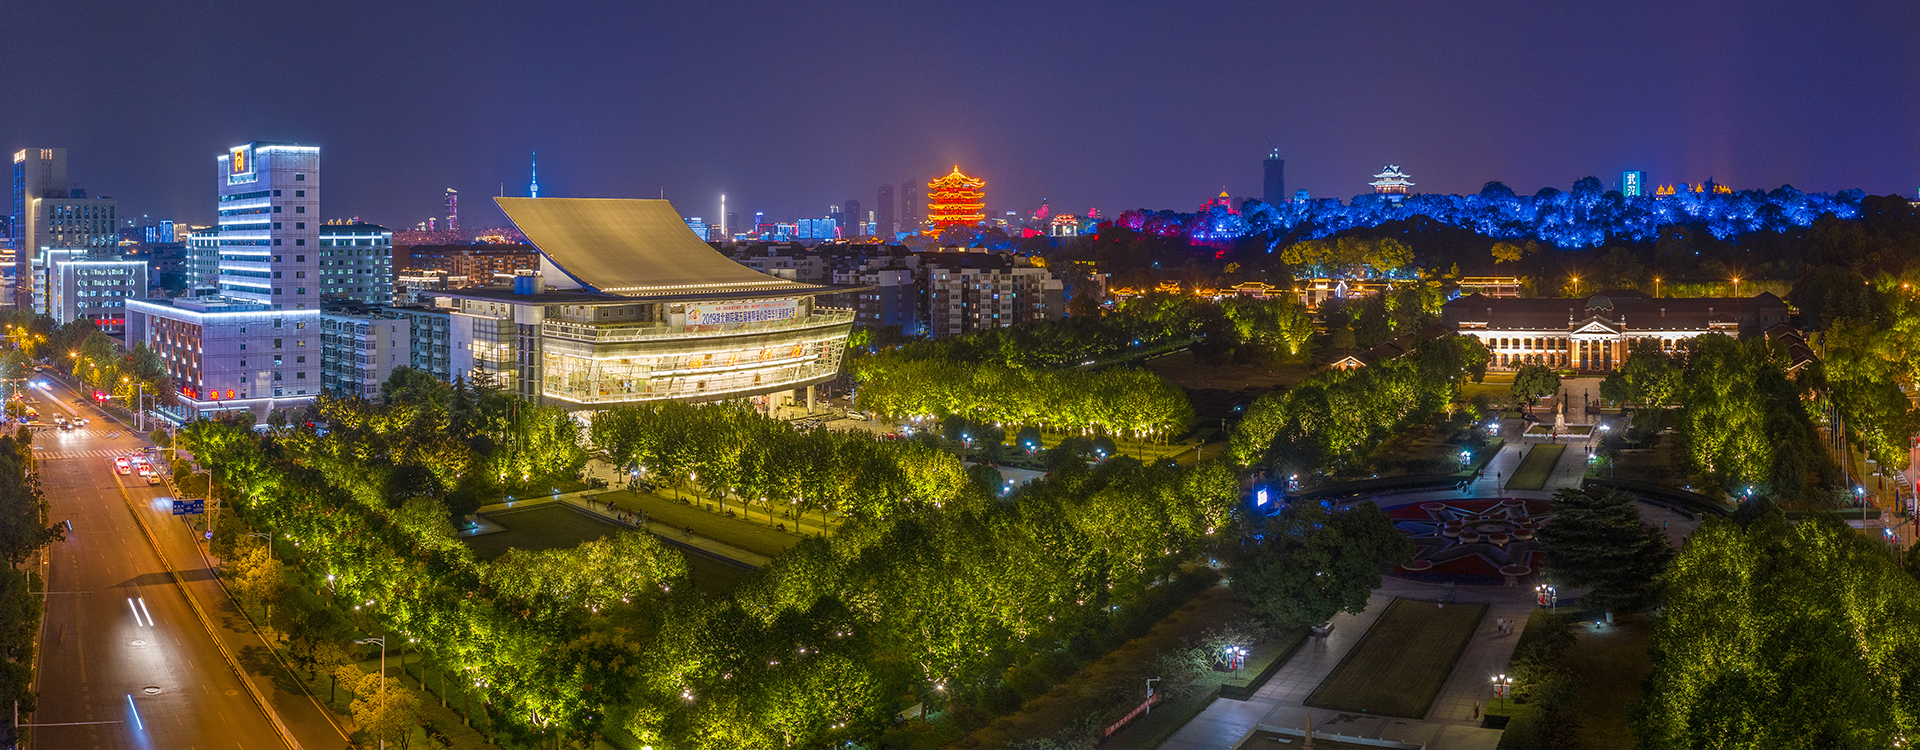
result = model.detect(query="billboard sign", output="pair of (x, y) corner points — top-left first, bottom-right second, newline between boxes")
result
(228, 144), (256, 184)
(684, 299), (798, 327)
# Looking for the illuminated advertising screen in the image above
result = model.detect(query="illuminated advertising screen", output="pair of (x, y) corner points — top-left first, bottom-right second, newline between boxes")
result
(684, 299), (798, 326)
(228, 144), (256, 184)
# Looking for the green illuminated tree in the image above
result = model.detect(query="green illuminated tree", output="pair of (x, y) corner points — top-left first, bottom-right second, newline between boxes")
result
(1510, 364), (1560, 416)
(1633, 513), (1920, 748)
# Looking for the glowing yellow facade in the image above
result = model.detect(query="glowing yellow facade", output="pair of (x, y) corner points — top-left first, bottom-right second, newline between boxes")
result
(927, 166), (986, 230)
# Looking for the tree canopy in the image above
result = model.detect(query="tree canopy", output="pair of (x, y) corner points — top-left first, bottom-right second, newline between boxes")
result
(1634, 513), (1920, 748)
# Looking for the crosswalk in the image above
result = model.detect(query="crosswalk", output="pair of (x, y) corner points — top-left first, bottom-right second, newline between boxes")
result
(23, 427), (119, 439)
(36, 449), (127, 460)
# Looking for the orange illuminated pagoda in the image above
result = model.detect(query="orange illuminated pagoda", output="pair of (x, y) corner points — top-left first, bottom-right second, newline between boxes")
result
(926, 166), (986, 230)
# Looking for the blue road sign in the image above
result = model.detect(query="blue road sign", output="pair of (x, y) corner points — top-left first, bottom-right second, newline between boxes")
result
(172, 499), (205, 516)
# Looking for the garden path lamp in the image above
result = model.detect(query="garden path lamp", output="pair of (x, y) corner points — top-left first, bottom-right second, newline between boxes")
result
(354, 637), (388, 750)
(1492, 674), (1513, 710)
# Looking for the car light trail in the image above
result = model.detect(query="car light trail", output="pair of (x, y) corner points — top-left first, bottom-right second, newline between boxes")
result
(126, 694), (143, 731)
(138, 597), (154, 626)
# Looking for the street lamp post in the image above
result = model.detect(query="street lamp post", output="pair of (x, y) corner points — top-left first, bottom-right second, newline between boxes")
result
(1491, 674), (1513, 711)
(355, 636), (388, 750)
(1732, 277), (1742, 297)
(1536, 584), (1557, 609)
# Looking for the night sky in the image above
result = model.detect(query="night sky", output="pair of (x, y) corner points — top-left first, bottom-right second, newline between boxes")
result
(8, 0), (1917, 231)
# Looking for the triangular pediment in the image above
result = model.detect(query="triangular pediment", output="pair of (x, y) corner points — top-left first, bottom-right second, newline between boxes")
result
(1573, 319), (1619, 335)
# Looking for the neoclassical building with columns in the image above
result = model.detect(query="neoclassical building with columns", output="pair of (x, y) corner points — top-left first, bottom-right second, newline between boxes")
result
(1441, 291), (1792, 371)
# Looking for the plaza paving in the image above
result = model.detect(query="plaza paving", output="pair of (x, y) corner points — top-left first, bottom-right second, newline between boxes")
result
(1160, 379), (1706, 750)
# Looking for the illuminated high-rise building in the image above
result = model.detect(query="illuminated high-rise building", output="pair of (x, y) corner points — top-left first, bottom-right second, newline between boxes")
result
(11, 148), (73, 307)
(902, 183), (919, 231)
(843, 199), (862, 237)
(445, 188), (459, 231)
(1263, 148), (1286, 205)
(1621, 170), (1646, 198)
(926, 167), (986, 230)
(876, 184), (895, 237)
(127, 141), (327, 418)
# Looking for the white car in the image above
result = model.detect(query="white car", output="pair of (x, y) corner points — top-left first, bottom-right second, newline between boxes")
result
(844, 410), (869, 421)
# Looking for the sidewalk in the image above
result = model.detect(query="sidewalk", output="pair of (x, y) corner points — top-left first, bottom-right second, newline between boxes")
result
(1159, 582), (1535, 750)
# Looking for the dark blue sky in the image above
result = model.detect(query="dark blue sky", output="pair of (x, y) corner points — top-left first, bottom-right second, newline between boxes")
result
(7, 0), (1917, 230)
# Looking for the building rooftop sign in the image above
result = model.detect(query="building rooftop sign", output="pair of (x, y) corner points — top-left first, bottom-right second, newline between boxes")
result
(493, 197), (828, 299)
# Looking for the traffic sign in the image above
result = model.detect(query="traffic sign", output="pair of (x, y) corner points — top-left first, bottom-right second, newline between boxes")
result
(171, 499), (205, 516)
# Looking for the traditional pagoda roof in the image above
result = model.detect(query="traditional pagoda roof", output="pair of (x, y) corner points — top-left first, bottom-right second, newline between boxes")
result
(494, 197), (830, 299)
(1370, 165), (1415, 191)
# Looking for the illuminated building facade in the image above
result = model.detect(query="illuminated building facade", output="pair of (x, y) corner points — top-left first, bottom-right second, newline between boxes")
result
(1370, 165), (1414, 198)
(320, 305), (411, 400)
(127, 141), (326, 420)
(49, 255), (145, 332)
(10, 148), (69, 306)
(1443, 291), (1791, 371)
(926, 167), (986, 230)
(318, 223), (393, 304)
(440, 198), (859, 408)
(1621, 170), (1646, 198)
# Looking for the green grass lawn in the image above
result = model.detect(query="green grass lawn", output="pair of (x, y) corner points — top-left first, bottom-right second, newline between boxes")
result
(1303, 598), (1487, 719)
(463, 503), (754, 594)
(1506, 443), (1566, 490)
(599, 489), (805, 559)
(1562, 614), (1653, 749)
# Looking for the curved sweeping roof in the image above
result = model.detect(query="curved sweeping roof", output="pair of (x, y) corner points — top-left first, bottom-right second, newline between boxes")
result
(494, 197), (827, 298)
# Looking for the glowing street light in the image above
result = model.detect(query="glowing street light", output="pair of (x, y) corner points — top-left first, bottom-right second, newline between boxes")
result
(1731, 277), (1743, 297)
(1535, 584), (1557, 609)
(354, 637), (389, 750)
(1491, 673), (1513, 710)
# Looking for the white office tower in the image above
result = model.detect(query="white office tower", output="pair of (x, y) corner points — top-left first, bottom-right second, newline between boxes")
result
(215, 143), (320, 310)
(126, 142), (324, 421)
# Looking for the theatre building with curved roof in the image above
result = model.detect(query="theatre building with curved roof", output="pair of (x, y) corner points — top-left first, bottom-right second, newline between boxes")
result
(438, 197), (860, 407)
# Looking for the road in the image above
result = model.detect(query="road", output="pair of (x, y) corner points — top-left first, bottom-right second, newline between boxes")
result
(30, 378), (289, 750)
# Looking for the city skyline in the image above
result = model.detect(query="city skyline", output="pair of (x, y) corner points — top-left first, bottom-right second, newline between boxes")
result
(2, 1), (1916, 230)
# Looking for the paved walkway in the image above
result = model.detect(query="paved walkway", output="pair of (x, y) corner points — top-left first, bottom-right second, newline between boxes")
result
(1163, 392), (1701, 750)
(1159, 581), (1535, 750)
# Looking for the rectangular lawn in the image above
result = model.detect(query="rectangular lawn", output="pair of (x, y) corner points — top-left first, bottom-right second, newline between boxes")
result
(464, 503), (755, 594)
(1303, 597), (1487, 719)
(1505, 443), (1565, 490)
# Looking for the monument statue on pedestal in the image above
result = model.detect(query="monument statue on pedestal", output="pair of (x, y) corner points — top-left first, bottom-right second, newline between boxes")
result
(1554, 398), (1567, 435)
